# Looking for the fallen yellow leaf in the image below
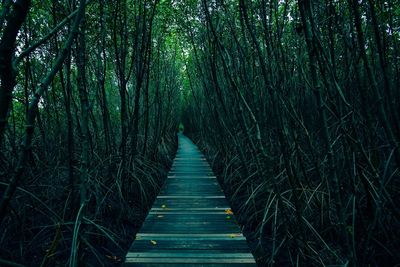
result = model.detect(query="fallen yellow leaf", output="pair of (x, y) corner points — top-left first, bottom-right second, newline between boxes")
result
(225, 208), (233, 215)
(150, 240), (157, 245)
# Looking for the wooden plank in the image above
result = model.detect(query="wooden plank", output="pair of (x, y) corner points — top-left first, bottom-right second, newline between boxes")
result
(149, 213), (231, 217)
(152, 197), (228, 205)
(160, 189), (223, 195)
(171, 166), (210, 168)
(170, 164), (211, 169)
(156, 195), (225, 199)
(172, 163), (209, 166)
(125, 264), (255, 267)
(150, 208), (229, 211)
(165, 181), (218, 186)
(168, 173), (215, 176)
(144, 216), (237, 222)
(129, 240), (250, 251)
(152, 198), (229, 208)
(140, 224), (239, 234)
(135, 233), (245, 240)
(162, 182), (220, 186)
(160, 188), (222, 193)
(160, 184), (222, 190)
(161, 183), (220, 188)
(145, 215), (237, 225)
(174, 158), (207, 160)
(125, 257), (256, 264)
(126, 252), (255, 259)
(175, 153), (203, 156)
(162, 185), (220, 191)
(167, 175), (217, 179)
(169, 172), (214, 175)
(164, 181), (220, 186)
(171, 162), (210, 165)
(139, 226), (239, 233)
(171, 164), (211, 167)
(170, 170), (213, 173)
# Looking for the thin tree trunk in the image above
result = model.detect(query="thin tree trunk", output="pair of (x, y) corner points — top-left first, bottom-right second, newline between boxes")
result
(0, 0), (31, 144)
(76, 16), (89, 207)
(349, 0), (400, 166)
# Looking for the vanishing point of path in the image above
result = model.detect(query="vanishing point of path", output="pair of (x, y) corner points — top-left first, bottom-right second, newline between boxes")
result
(123, 133), (257, 266)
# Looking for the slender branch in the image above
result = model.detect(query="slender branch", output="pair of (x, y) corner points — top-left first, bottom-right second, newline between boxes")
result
(15, 0), (92, 65)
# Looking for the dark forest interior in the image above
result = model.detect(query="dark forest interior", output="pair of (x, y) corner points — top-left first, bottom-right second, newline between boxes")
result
(0, 0), (399, 266)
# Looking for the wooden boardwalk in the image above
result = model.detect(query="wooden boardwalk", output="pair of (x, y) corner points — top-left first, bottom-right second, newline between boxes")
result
(124, 134), (256, 266)
(124, 133), (257, 266)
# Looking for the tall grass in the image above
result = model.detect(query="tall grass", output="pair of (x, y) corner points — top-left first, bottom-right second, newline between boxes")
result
(190, 132), (399, 266)
(0, 133), (177, 266)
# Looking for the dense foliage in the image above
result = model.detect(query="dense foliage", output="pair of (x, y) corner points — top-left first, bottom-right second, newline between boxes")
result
(0, 0), (399, 266)
(180, 0), (400, 266)
(0, 0), (180, 266)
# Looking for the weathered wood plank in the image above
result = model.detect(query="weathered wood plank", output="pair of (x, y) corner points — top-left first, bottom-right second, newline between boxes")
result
(171, 164), (211, 168)
(147, 211), (233, 216)
(125, 257), (256, 264)
(149, 208), (229, 211)
(130, 240), (250, 251)
(163, 180), (220, 186)
(172, 163), (209, 167)
(126, 252), (255, 259)
(140, 224), (239, 233)
(156, 195), (225, 199)
(167, 175), (217, 179)
(160, 184), (222, 190)
(152, 197), (229, 207)
(135, 233), (246, 239)
(125, 264), (255, 267)
(159, 191), (223, 196)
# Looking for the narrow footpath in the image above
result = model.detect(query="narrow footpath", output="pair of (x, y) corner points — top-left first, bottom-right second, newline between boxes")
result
(124, 133), (257, 266)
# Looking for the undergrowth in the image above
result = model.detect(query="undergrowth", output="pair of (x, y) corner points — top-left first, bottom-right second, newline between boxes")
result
(0, 134), (177, 267)
(189, 132), (400, 267)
